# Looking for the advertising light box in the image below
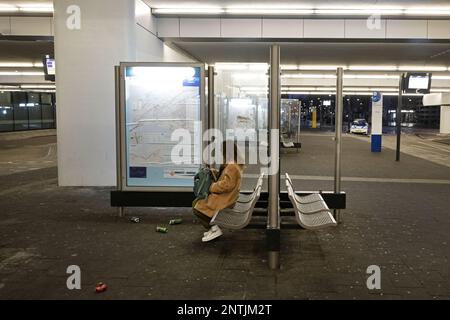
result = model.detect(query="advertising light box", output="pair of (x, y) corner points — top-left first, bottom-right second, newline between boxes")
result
(118, 63), (205, 191)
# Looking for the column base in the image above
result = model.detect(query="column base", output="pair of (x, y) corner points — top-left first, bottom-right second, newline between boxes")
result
(371, 134), (382, 152)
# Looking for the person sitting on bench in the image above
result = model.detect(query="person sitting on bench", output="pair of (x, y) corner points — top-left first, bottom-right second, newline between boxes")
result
(193, 141), (244, 242)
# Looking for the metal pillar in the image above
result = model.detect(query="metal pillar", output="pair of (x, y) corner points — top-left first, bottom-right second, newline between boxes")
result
(115, 66), (124, 218)
(297, 102), (301, 145)
(208, 66), (215, 130)
(288, 104), (292, 136)
(334, 68), (344, 223)
(267, 45), (281, 270)
(396, 75), (403, 162)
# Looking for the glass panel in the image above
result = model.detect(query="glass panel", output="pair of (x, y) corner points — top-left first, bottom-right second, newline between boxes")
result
(124, 65), (203, 188)
(41, 104), (55, 129)
(12, 92), (28, 131)
(27, 93), (42, 129)
(280, 94), (336, 192)
(28, 107), (42, 129)
(0, 91), (11, 104)
(281, 99), (301, 142)
(0, 92), (13, 132)
(28, 93), (40, 104)
(12, 91), (27, 103)
(41, 93), (52, 105)
(214, 63), (269, 191)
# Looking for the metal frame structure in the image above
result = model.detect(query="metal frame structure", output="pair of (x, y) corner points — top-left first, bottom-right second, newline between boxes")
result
(111, 57), (347, 270)
(396, 74), (404, 162)
(268, 44), (281, 270)
(115, 62), (206, 193)
(207, 66), (215, 130)
(334, 67), (344, 223)
(111, 190), (346, 209)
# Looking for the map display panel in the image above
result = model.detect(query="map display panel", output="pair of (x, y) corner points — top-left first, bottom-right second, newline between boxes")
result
(124, 66), (202, 188)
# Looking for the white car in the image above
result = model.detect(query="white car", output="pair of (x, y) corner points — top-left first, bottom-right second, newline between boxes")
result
(350, 119), (369, 135)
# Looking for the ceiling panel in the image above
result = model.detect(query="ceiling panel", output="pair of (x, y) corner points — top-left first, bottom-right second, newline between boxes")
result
(173, 41), (450, 65)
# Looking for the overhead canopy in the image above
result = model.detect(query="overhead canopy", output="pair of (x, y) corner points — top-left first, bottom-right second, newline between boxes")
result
(423, 93), (450, 106)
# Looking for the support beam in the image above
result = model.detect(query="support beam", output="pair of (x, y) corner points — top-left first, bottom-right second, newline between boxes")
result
(207, 66), (215, 129)
(115, 65), (124, 217)
(396, 75), (404, 161)
(268, 44), (281, 270)
(334, 68), (344, 223)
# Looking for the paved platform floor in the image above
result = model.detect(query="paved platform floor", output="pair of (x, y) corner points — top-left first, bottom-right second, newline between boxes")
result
(0, 131), (449, 300)
(0, 130), (56, 176)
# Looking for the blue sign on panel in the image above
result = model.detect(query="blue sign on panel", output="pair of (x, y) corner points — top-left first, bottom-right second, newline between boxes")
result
(183, 68), (201, 87)
(130, 167), (147, 179)
(372, 91), (382, 103)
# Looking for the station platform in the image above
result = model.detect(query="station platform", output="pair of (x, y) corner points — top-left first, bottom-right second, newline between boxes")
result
(0, 132), (449, 300)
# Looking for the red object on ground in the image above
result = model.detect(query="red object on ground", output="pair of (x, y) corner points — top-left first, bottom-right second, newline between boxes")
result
(95, 282), (108, 293)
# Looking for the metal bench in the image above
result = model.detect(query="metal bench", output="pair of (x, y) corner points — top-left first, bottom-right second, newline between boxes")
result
(285, 173), (324, 205)
(280, 135), (301, 153)
(210, 175), (263, 230)
(237, 173), (264, 204)
(285, 174), (337, 230)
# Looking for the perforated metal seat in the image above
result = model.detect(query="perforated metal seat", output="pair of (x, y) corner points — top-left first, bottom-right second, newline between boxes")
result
(237, 173), (264, 204)
(294, 204), (337, 230)
(237, 193), (254, 203)
(286, 176), (337, 230)
(211, 175), (263, 230)
(285, 173), (324, 205)
(297, 200), (331, 214)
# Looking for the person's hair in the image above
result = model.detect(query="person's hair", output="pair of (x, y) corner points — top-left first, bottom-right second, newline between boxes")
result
(221, 140), (244, 166)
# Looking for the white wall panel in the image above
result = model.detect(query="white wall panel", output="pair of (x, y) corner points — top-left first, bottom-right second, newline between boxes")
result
(0, 75), (46, 83)
(0, 17), (10, 35)
(221, 18), (261, 38)
(11, 17), (52, 36)
(180, 18), (220, 38)
(157, 18), (179, 37)
(135, 0), (156, 34)
(386, 20), (427, 39)
(304, 19), (345, 38)
(441, 106), (450, 134)
(428, 20), (450, 39)
(262, 19), (303, 38)
(345, 19), (386, 39)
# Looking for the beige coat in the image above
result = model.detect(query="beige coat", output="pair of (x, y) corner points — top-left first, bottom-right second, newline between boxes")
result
(194, 163), (243, 218)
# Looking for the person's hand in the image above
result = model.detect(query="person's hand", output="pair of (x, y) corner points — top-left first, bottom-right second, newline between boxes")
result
(210, 168), (219, 182)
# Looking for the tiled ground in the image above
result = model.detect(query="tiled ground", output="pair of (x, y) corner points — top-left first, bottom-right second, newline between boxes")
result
(0, 133), (449, 300)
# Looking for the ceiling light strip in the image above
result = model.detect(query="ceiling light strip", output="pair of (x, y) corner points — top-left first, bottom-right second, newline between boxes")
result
(153, 7), (450, 16)
(281, 65), (450, 72)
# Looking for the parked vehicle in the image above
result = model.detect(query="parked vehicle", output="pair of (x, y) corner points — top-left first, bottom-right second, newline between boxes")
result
(350, 119), (369, 135)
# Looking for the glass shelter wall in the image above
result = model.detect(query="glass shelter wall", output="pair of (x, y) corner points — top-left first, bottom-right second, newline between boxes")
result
(0, 92), (56, 132)
(214, 63), (269, 191)
(281, 99), (301, 143)
(215, 63), (269, 141)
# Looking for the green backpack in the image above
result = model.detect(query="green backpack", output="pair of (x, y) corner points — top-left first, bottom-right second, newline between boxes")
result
(193, 167), (213, 200)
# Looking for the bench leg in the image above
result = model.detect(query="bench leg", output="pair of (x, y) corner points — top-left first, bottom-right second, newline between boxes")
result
(267, 228), (280, 270)
(118, 207), (125, 218)
(334, 209), (343, 224)
(268, 251), (280, 270)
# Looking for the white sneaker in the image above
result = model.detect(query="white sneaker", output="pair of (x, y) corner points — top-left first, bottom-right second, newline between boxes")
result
(203, 225), (219, 236)
(202, 226), (223, 242)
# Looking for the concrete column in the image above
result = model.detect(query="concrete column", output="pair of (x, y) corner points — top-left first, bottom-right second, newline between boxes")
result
(441, 106), (450, 134)
(54, 0), (195, 186)
(54, 0), (136, 186)
(371, 92), (383, 152)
